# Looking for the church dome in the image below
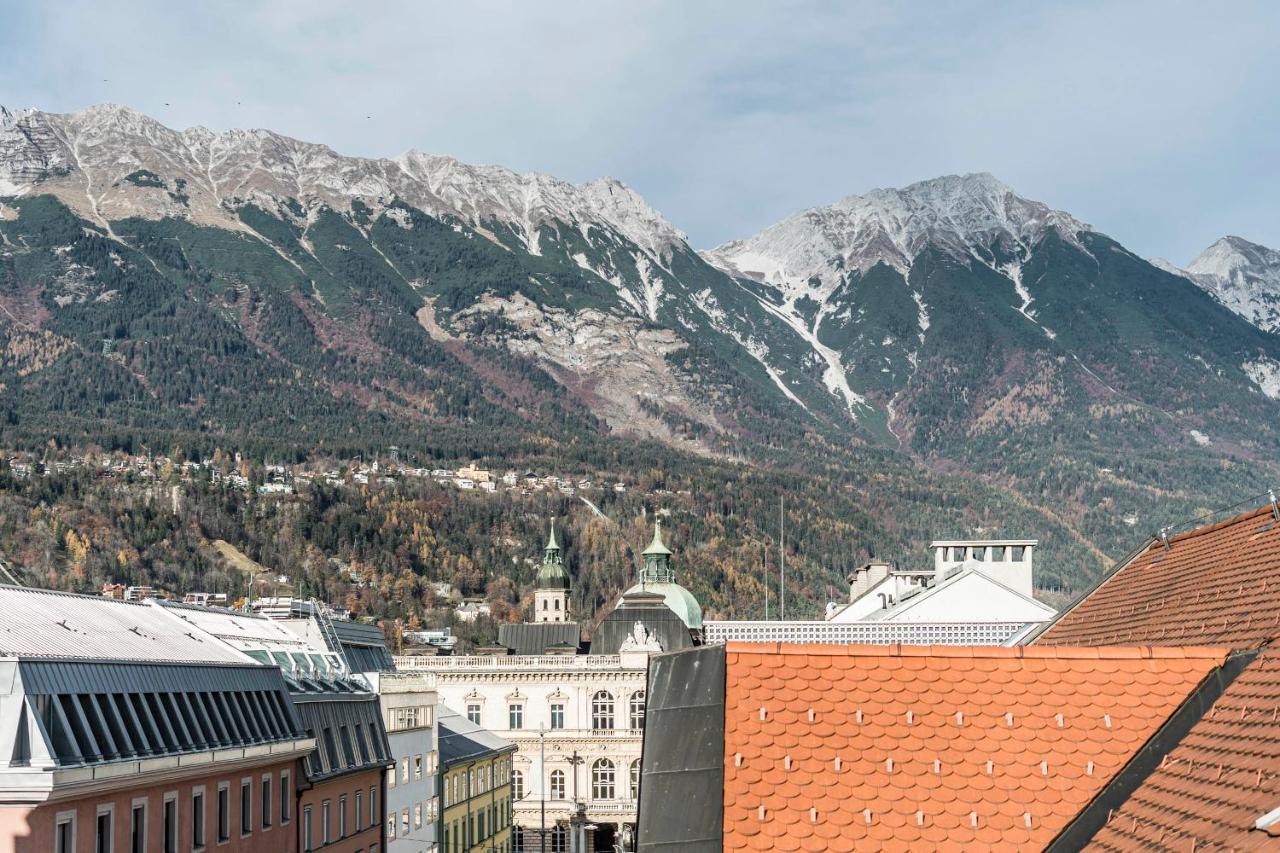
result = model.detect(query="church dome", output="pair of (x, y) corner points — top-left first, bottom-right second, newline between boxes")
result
(624, 519), (703, 630)
(537, 522), (571, 590)
(622, 579), (703, 630)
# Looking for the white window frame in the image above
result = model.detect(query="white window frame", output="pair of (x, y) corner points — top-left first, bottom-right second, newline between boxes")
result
(239, 777), (253, 838)
(95, 802), (115, 853)
(466, 703), (481, 725)
(190, 785), (206, 851)
(356, 789), (364, 832)
(55, 809), (76, 853)
(302, 805), (313, 853)
(129, 797), (147, 853)
(321, 800), (331, 844)
(216, 781), (231, 845)
(162, 790), (179, 853)
(369, 787), (377, 827)
(339, 794), (347, 838)
(259, 774), (272, 831)
(280, 771), (292, 825)
(550, 702), (565, 730)
(508, 703), (524, 730)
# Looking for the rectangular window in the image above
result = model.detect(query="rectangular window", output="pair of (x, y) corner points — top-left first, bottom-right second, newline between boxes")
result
(130, 801), (146, 853)
(240, 779), (252, 836)
(401, 757), (409, 784)
(280, 771), (291, 824)
(386, 814), (396, 840)
(414, 803), (422, 829)
(509, 704), (523, 730)
(217, 783), (230, 843)
(162, 794), (177, 853)
(467, 704), (481, 725)
(401, 809), (409, 837)
(339, 795), (347, 838)
(414, 754), (423, 780)
(388, 766), (396, 789)
(322, 800), (331, 844)
(95, 806), (112, 853)
(261, 775), (272, 829)
(369, 787), (377, 827)
(191, 789), (205, 849)
(550, 703), (564, 730)
(355, 790), (364, 831)
(55, 811), (75, 853)
(302, 806), (313, 853)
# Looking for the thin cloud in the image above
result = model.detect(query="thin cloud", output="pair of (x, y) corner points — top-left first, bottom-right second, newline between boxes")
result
(1, 0), (1276, 261)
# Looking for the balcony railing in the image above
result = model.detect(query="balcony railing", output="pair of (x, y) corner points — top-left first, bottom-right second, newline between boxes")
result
(394, 654), (633, 671)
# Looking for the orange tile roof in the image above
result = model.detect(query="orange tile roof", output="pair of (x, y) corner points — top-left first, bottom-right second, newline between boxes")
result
(721, 642), (1229, 852)
(1040, 504), (1280, 648)
(1087, 649), (1280, 851)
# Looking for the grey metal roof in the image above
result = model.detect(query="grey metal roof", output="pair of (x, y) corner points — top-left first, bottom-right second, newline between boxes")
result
(332, 621), (396, 673)
(637, 645), (725, 852)
(294, 692), (393, 781)
(497, 622), (582, 655)
(0, 585), (246, 663)
(437, 707), (516, 769)
(13, 659), (307, 768)
(589, 590), (695, 655)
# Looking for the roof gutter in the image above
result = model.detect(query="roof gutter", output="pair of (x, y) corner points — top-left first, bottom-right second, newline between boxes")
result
(1046, 647), (1260, 851)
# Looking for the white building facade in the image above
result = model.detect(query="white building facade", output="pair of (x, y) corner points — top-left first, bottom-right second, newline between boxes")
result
(395, 651), (648, 852)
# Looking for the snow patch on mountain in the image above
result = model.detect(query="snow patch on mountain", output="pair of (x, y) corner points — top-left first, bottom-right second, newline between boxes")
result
(1244, 357), (1280, 400)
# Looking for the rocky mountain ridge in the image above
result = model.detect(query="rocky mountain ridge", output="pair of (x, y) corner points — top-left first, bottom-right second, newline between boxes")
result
(5, 104), (1280, 596)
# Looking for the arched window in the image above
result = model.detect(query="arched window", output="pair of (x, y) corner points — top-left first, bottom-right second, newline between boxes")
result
(513, 826), (524, 852)
(630, 691), (645, 730)
(549, 769), (565, 800)
(512, 769), (524, 800)
(592, 691), (614, 731)
(592, 758), (615, 800)
(630, 759), (641, 799)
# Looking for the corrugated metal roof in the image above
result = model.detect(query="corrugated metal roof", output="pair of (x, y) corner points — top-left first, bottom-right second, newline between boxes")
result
(0, 585), (246, 663)
(497, 622), (581, 655)
(155, 601), (315, 652)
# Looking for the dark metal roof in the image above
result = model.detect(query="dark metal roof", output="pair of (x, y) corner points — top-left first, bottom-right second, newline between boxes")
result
(294, 692), (393, 782)
(497, 623), (582, 655)
(589, 591), (695, 655)
(637, 644), (725, 852)
(14, 659), (307, 768)
(437, 707), (516, 770)
(332, 621), (396, 672)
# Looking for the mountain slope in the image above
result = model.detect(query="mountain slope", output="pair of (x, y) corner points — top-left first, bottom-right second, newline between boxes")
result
(4, 105), (1280, 597)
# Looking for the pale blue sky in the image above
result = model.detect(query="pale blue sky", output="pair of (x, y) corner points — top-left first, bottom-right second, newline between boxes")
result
(2, 0), (1277, 261)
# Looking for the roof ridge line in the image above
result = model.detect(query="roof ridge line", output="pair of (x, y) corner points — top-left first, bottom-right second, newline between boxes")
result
(721, 641), (1232, 660)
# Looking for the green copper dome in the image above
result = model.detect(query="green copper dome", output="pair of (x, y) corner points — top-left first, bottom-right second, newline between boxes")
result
(536, 522), (570, 590)
(626, 519), (702, 629)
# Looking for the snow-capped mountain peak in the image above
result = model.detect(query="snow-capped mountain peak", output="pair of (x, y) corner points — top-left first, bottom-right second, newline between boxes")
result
(703, 172), (1091, 298)
(0, 104), (687, 264)
(1169, 235), (1280, 333)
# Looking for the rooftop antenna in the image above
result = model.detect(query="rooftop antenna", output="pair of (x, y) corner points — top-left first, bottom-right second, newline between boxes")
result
(1270, 489), (1279, 521)
(763, 543), (770, 621)
(780, 495), (786, 620)
(1160, 525), (1172, 550)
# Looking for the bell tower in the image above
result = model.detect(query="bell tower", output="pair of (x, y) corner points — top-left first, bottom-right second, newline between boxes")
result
(534, 522), (571, 623)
